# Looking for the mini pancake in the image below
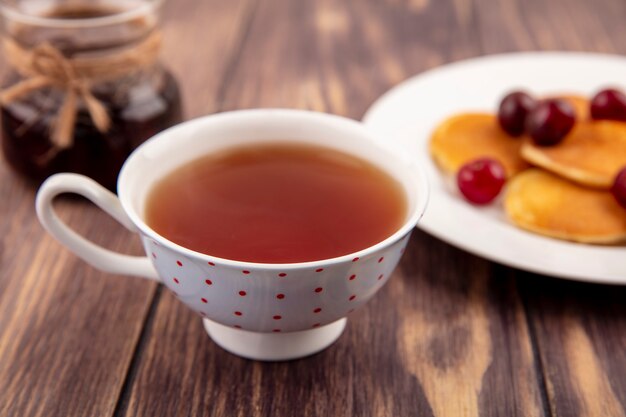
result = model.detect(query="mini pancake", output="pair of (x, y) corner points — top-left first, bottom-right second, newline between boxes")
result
(504, 169), (626, 244)
(430, 113), (529, 177)
(521, 120), (626, 189)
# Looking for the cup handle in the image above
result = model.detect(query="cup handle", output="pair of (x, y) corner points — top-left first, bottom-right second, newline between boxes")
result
(36, 173), (160, 281)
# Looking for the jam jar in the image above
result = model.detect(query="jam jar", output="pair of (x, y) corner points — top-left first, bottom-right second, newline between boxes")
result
(0, 0), (182, 190)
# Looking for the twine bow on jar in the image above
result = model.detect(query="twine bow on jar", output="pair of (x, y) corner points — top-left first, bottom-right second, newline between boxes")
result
(0, 31), (162, 150)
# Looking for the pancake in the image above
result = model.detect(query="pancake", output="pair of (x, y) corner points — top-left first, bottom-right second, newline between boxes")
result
(521, 120), (626, 189)
(430, 113), (529, 177)
(504, 169), (626, 244)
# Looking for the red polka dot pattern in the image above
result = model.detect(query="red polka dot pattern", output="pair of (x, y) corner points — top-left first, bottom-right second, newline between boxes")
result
(147, 231), (410, 332)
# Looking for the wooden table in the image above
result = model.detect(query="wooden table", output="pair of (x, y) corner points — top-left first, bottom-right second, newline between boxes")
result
(1, 0), (626, 416)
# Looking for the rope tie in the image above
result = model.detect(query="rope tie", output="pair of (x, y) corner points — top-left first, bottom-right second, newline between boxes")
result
(0, 31), (162, 149)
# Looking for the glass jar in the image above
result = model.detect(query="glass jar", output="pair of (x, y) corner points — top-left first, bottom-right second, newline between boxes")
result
(0, 0), (182, 190)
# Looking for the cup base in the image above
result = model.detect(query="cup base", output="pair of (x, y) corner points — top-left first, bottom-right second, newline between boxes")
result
(202, 318), (347, 361)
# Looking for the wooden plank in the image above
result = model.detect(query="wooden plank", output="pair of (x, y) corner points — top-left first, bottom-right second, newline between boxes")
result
(0, 1), (251, 416)
(475, 0), (626, 415)
(160, 0), (257, 118)
(519, 277), (626, 417)
(475, 0), (626, 54)
(117, 0), (545, 415)
(0, 186), (156, 417)
(389, 235), (545, 417)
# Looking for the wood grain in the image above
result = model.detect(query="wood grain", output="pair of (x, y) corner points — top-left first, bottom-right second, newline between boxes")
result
(396, 237), (545, 417)
(519, 276), (626, 417)
(160, 0), (255, 118)
(116, 1), (545, 416)
(476, 0), (626, 415)
(1, 0), (626, 416)
(0, 1), (251, 416)
(0, 183), (156, 417)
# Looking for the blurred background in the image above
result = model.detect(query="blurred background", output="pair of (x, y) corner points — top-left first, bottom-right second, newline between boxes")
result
(0, 1), (625, 416)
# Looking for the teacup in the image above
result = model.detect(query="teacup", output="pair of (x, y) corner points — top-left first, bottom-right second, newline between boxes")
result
(36, 109), (429, 361)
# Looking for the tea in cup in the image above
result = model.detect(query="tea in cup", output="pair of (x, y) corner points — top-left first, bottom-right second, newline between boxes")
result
(36, 109), (429, 360)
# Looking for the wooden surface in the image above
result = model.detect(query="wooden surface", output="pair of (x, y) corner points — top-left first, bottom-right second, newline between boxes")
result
(1, 0), (626, 416)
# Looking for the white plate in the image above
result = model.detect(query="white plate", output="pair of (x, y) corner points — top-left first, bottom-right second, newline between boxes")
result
(363, 52), (626, 285)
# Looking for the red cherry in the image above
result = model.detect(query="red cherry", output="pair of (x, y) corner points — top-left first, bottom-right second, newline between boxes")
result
(457, 158), (506, 205)
(497, 91), (536, 136)
(590, 88), (626, 121)
(611, 167), (626, 209)
(526, 99), (576, 146)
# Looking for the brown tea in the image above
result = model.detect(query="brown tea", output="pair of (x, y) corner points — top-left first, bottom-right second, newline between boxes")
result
(145, 143), (407, 263)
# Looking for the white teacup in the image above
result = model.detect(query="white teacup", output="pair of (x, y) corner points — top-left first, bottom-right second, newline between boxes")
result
(36, 109), (429, 361)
